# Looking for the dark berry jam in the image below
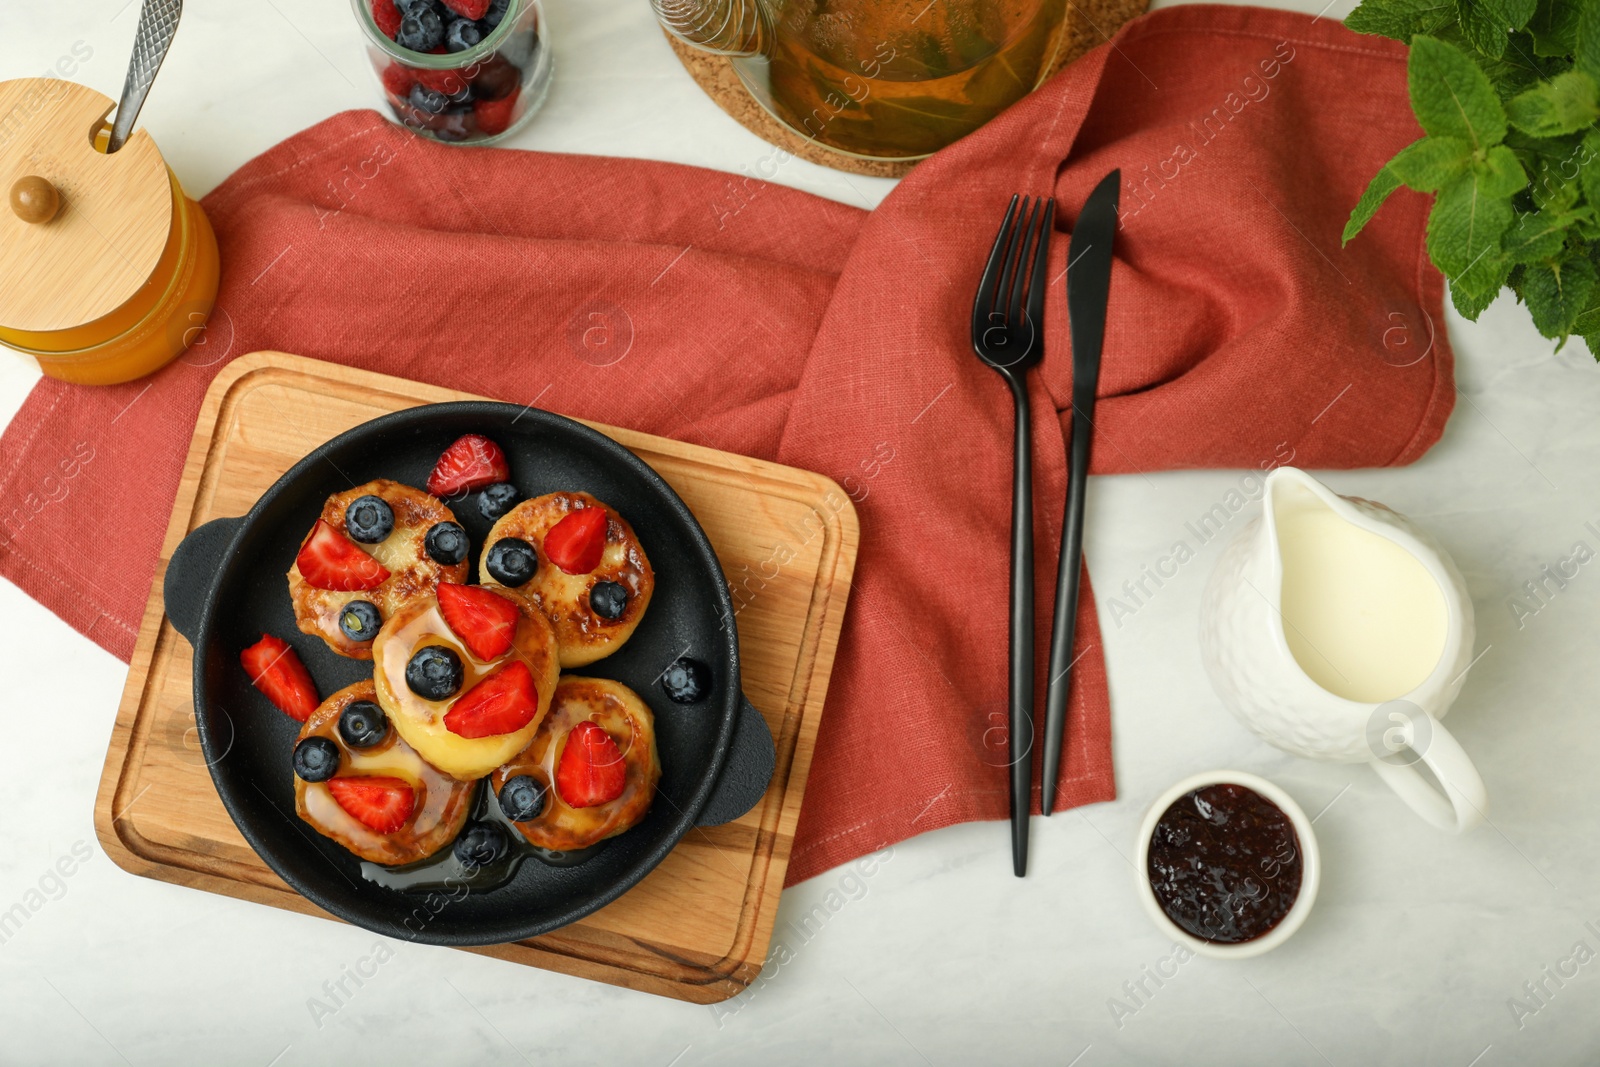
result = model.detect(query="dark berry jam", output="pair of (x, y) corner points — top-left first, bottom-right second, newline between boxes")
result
(1146, 783), (1302, 944)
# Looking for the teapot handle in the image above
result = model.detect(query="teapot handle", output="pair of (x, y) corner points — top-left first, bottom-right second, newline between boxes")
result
(1368, 712), (1486, 832)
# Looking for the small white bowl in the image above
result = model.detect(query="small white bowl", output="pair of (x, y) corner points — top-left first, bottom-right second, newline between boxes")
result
(1134, 770), (1320, 959)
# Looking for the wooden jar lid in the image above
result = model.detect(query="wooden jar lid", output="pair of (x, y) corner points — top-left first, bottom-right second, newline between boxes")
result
(0, 79), (173, 334)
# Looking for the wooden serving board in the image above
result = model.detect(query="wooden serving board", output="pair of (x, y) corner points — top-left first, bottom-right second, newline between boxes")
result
(94, 351), (858, 1003)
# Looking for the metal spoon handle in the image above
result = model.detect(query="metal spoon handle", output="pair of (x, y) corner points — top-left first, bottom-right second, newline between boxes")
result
(106, 0), (183, 153)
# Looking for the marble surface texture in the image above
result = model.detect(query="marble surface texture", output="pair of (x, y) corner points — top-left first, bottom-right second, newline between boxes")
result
(3, 1), (1599, 1064)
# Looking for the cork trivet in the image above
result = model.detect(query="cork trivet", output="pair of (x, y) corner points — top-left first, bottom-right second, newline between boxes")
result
(663, 0), (1150, 179)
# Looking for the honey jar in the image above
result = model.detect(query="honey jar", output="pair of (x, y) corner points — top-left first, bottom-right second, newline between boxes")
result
(0, 77), (219, 386)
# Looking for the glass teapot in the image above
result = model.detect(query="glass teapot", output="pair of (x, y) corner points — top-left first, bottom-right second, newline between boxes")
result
(654, 0), (1071, 161)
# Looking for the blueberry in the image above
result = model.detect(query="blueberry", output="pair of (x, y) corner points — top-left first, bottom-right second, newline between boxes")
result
(497, 774), (547, 821)
(589, 581), (628, 620)
(445, 17), (483, 51)
(424, 521), (467, 565)
(661, 657), (710, 704)
(394, 0), (432, 13)
(293, 736), (340, 782)
(478, 482), (520, 523)
(338, 600), (383, 642)
(344, 494), (394, 543)
(392, 100), (428, 131)
(433, 106), (477, 142)
(338, 700), (389, 748)
(396, 5), (445, 51)
(453, 821), (508, 867)
(485, 537), (537, 586)
(406, 644), (463, 701)
(483, 0), (509, 28)
(409, 83), (449, 114)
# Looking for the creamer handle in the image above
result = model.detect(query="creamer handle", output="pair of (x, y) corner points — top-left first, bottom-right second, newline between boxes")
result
(1369, 713), (1486, 832)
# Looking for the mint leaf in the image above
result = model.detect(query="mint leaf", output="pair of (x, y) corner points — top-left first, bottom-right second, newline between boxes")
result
(1579, 0), (1600, 79)
(1579, 128), (1600, 208)
(1479, 33), (1567, 100)
(1345, 0), (1457, 40)
(1533, 155), (1584, 210)
(1408, 35), (1510, 149)
(1451, 253), (1512, 317)
(1575, 289), (1600, 355)
(1495, 0), (1539, 32)
(1456, 0), (1509, 57)
(1571, 274), (1600, 341)
(1344, 165), (1404, 243)
(1521, 253), (1599, 335)
(1529, 0), (1581, 55)
(1341, 0), (1600, 338)
(1506, 71), (1600, 135)
(1456, 0), (1536, 57)
(1504, 205), (1579, 260)
(1427, 146), (1524, 278)
(1391, 135), (1475, 189)
(1508, 128), (1588, 210)
(1481, 142), (1532, 195)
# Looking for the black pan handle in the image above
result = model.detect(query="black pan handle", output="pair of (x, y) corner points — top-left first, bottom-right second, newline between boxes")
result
(696, 695), (775, 827)
(164, 516), (243, 643)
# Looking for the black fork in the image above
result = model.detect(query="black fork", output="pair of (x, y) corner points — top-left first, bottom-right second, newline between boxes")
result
(970, 194), (1054, 878)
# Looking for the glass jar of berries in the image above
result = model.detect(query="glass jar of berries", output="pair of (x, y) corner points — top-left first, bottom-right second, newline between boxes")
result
(353, 0), (552, 145)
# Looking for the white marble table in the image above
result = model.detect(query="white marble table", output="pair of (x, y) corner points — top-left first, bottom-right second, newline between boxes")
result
(4, 1), (1598, 1064)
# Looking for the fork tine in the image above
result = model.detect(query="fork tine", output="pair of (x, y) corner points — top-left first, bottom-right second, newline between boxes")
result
(999, 196), (1034, 327)
(971, 194), (1020, 344)
(1005, 197), (1042, 329)
(1023, 198), (1055, 343)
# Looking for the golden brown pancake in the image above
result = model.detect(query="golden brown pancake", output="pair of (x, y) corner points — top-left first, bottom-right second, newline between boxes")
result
(289, 479), (469, 659)
(479, 492), (653, 667)
(293, 681), (475, 866)
(490, 676), (660, 851)
(371, 587), (561, 781)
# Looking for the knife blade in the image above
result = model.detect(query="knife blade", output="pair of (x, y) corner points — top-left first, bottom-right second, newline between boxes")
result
(1041, 168), (1119, 815)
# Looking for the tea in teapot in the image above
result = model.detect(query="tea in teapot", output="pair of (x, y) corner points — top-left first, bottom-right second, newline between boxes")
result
(655, 0), (1072, 159)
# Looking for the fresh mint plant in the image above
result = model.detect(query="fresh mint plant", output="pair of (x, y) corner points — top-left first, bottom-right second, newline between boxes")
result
(1343, 0), (1600, 354)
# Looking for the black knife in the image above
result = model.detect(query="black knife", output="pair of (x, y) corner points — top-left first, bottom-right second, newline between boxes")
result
(1041, 169), (1119, 815)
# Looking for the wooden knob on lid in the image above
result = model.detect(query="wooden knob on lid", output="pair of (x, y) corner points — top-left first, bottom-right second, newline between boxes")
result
(10, 176), (60, 224)
(0, 78), (172, 335)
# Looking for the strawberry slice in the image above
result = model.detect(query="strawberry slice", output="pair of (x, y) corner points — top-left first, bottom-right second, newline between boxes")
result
(437, 583), (519, 661)
(555, 721), (627, 808)
(296, 520), (391, 591)
(240, 634), (319, 722)
(327, 777), (415, 834)
(444, 661), (539, 739)
(371, 0), (402, 38)
(427, 434), (509, 497)
(441, 0), (492, 18)
(543, 507), (607, 575)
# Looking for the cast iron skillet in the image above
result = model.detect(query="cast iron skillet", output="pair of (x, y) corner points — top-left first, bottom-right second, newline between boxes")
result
(163, 402), (774, 946)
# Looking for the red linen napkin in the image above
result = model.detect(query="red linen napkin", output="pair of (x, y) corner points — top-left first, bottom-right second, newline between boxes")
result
(0, 5), (1448, 885)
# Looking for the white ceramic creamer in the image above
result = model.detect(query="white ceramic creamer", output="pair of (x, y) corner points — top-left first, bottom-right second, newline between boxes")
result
(1199, 467), (1487, 832)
